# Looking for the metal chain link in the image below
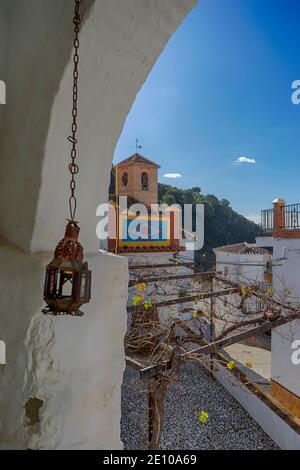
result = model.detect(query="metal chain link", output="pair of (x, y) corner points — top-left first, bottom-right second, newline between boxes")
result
(68, 0), (84, 221)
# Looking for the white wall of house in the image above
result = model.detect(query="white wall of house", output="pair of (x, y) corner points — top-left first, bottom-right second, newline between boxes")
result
(217, 364), (300, 450)
(256, 236), (300, 397)
(215, 250), (269, 285)
(126, 252), (193, 325)
(214, 248), (271, 336)
(0, 0), (197, 449)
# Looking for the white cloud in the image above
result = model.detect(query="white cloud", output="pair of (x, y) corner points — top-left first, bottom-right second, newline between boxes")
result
(233, 156), (256, 165)
(163, 173), (182, 179)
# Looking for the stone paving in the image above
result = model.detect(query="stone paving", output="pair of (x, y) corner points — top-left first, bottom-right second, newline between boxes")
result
(121, 362), (279, 450)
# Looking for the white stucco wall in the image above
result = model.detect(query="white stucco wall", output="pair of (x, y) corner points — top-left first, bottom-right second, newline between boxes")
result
(0, 243), (128, 449)
(127, 251), (193, 325)
(216, 365), (300, 450)
(0, 0), (197, 254)
(0, 0), (197, 450)
(214, 250), (271, 335)
(271, 239), (300, 397)
(215, 250), (269, 284)
(256, 236), (300, 397)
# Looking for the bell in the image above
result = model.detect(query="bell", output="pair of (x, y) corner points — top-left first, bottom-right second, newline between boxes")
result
(43, 220), (91, 316)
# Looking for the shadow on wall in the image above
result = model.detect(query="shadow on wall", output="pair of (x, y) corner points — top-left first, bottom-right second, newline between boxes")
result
(0, 0), (96, 251)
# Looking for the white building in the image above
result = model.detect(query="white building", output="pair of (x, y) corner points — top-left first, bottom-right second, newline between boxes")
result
(213, 199), (300, 449)
(214, 242), (271, 285)
(257, 198), (300, 419)
(213, 242), (271, 336)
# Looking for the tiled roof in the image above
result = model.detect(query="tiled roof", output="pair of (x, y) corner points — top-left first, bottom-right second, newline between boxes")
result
(109, 195), (151, 210)
(214, 242), (270, 256)
(116, 153), (160, 168)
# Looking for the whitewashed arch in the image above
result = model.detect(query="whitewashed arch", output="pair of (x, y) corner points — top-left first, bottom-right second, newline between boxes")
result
(0, 0), (197, 253)
(0, 0), (197, 450)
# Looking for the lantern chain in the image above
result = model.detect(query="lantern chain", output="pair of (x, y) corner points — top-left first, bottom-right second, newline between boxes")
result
(68, 0), (84, 221)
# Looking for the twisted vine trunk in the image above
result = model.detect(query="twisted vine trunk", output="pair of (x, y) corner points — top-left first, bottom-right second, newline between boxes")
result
(148, 358), (180, 450)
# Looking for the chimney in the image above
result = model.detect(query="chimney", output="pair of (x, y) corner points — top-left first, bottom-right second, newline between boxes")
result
(272, 198), (286, 237)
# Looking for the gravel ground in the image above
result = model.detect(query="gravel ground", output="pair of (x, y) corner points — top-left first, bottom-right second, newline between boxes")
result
(121, 362), (279, 450)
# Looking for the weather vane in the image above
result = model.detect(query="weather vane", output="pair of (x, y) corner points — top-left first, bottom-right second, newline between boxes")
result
(134, 139), (142, 153)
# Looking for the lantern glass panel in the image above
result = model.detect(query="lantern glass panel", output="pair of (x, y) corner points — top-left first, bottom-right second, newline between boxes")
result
(44, 269), (58, 298)
(49, 270), (56, 296)
(59, 270), (73, 298)
(80, 273), (86, 300)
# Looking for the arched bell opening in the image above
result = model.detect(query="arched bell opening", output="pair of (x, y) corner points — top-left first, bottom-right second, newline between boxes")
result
(141, 172), (149, 191)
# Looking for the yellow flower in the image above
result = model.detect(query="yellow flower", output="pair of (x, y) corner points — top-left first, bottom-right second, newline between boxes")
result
(144, 299), (153, 310)
(265, 287), (273, 296)
(193, 310), (197, 319)
(241, 285), (247, 299)
(133, 283), (147, 292)
(245, 360), (253, 369)
(226, 360), (235, 371)
(133, 295), (144, 306)
(199, 411), (209, 425)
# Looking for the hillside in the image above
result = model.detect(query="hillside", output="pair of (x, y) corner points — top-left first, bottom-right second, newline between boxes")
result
(158, 183), (262, 270)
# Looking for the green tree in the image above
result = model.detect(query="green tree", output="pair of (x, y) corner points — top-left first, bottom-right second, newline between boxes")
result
(161, 193), (177, 206)
(158, 183), (262, 270)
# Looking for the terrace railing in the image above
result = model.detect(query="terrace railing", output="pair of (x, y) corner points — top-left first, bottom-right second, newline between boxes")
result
(261, 208), (274, 233)
(261, 203), (300, 234)
(282, 203), (300, 230)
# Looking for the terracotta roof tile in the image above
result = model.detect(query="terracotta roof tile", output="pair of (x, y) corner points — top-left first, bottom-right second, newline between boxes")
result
(116, 153), (160, 168)
(214, 242), (270, 256)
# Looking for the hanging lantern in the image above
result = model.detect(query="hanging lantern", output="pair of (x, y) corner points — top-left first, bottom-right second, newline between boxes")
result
(264, 270), (273, 283)
(43, 221), (91, 316)
(43, 0), (92, 316)
(264, 261), (273, 283)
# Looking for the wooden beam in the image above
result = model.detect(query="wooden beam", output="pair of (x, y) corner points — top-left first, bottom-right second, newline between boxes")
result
(128, 271), (217, 286)
(125, 355), (144, 371)
(215, 273), (300, 314)
(140, 360), (173, 380)
(185, 314), (300, 357)
(168, 258), (195, 271)
(139, 311), (300, 378)
(127, 287), (239, 312)
(129, 261), (194, 270)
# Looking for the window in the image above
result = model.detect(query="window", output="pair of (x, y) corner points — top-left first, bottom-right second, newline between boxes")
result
(121, 172), (128, 186)
(141, 172), (149, 191)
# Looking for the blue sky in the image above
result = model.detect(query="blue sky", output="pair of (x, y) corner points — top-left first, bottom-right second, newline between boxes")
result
(114, 0), (300, 223)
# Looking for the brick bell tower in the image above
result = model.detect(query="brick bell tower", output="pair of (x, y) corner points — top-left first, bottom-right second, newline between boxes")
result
(107, 152), (184, 254)
(115, 153), (160, 207)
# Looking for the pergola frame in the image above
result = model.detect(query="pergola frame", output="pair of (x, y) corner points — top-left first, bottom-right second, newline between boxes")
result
(125, 263), (300, 449)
